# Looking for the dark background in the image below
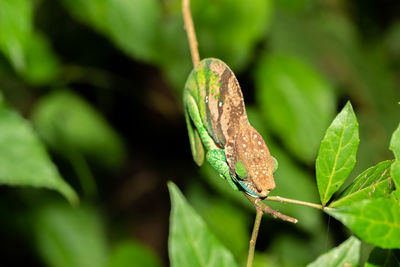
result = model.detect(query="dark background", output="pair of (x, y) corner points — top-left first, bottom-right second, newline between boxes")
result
(0, 0), (399, 266)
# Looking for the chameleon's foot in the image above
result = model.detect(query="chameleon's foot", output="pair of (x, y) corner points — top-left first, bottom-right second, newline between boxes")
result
(206, 149), (239, 191)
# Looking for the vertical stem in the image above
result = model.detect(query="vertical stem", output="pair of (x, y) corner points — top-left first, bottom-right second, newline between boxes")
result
(182, 0), (200, 66)
(247, 208), (263, 267)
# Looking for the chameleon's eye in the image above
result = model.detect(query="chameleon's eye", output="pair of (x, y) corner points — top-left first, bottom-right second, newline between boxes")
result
(235, 160), (248, 180)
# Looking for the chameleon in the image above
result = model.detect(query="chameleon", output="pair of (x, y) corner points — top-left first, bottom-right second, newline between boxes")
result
(183, 58), (277, 198)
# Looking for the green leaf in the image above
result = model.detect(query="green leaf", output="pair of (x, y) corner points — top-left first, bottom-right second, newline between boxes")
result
(326, 199), (400, 249)
(330, 160), (394, 207)
(0, 104), (78, 204)
(365, 247), (400, 267)
(107, 240), (162, 267)
(390, 123), (400, 159)
(316, 102), (359, 205)
(168, 182), (238, 267)
(34, 203), (108, 267)
(306, 236), (361, 267)
(0, 0), (60, 84)
(255, 53), (336, 163)
(32, 90), (125, 169)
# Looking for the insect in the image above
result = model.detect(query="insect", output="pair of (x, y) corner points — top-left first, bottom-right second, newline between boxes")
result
(183, 58), (278, 198)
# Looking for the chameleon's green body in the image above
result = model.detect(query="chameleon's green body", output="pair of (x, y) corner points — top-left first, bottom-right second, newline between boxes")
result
(183, 58), (277, 198)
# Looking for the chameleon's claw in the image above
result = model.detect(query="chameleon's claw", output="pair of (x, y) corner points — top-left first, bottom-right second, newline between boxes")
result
(233, 177), (268, 198)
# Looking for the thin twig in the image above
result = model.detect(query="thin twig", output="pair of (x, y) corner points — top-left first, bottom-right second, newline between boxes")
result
(266, 196), (324, 210)
(182, 0), (200, 66)
(244, 194), (298, 224)
(246, 207), (263, 267)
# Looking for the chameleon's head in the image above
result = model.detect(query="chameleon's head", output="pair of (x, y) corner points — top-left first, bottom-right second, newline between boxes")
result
(233, 125), (276, 198)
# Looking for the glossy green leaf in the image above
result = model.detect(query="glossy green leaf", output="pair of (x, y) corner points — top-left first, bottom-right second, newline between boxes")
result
(0, 104), (78, 204)
(326, 199), (400, 249)
(34, 203), (108, 267)
(330, 160), (394, 207)
(0, 0), (60, 84)
(168, 182), (238, 267)
(255, 53), (335, 163)
(107, 240), (161, 267)
(316, 102), (359, 205)
(390, 123), (400, 159)
(306, 236), (361, 267)
(32, 90), (125, 169)
(364, 247), (400, 267)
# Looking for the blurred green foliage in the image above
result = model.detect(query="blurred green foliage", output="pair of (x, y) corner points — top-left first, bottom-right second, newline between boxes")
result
(168, 182), (237, 267)
(0, 0), (399, 266)
(0, 100), (78, 204)
(107, 240), (162, 267)
(32, 90), (125, 169)
(307, 236), (361, 267)
(34, 203), (108, 267)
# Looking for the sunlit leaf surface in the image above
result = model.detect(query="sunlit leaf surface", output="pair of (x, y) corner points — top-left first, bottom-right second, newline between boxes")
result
(316, 102), (359, 205)
(326, 199), (400, 249)
(331, 160), (394, 207)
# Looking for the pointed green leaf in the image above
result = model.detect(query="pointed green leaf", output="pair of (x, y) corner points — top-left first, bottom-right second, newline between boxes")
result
(107, 240), (162, 267)
(306, 236), (361, 267)
(326, 199), (400, 249)
(330, 160), (394, 207)
(0, 105), (78, 204)
(168, 182), (238, 267)
(34, 203), (108, 267)
(316, 102), (359, 205)
(365, 247), (400, 267)
(389, 123), (400, 159)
